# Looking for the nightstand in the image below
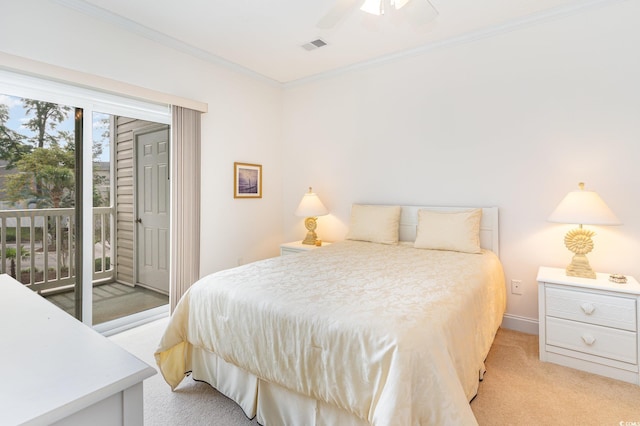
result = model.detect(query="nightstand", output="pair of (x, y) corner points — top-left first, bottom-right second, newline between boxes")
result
(537, 266), (640, 385)
(280, 241), (331, 256)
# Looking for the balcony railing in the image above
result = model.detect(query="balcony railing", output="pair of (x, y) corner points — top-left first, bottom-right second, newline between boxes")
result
(0, 207), (115, 293)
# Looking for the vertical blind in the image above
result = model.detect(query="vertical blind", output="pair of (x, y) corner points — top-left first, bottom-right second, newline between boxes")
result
(170, 106), (202, 311)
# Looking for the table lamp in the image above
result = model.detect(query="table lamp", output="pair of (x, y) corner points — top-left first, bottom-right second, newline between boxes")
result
(295, 187), (328, 245)
(547, 182), (620, 278)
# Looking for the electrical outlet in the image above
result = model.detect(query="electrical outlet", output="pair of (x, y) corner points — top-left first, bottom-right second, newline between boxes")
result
(511, 279), (523, 295)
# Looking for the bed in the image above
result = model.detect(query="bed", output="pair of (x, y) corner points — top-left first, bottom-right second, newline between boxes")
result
(155, 205), (506, 425)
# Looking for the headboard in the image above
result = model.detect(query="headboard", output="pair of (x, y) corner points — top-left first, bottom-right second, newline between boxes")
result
(398, 206), (500, 257)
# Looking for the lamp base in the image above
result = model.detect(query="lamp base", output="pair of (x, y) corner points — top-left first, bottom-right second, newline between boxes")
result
(566, 253), (596, 279)
(563, 227), (597, 279)
(301, 217), (318, 245)
(302, 230), (318, 245)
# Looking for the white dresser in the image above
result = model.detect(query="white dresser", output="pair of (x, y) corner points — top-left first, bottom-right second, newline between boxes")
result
(0, 274), (156, 425)
(537, 266), (640, 385)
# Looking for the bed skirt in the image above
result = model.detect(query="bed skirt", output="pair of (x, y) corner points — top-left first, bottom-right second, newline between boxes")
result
(191, 346), (370, 425)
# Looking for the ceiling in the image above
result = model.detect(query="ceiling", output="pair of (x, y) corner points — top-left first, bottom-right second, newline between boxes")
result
(61, 0), (597, 84)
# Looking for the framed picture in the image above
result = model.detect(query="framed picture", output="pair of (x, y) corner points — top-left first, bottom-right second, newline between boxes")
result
(234, 162), (262, 198)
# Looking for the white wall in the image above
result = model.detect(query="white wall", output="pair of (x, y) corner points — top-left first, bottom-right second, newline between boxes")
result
(0, 0), (284, 276)
(282, 0), (640, 331)
(3, 0), (639, 331)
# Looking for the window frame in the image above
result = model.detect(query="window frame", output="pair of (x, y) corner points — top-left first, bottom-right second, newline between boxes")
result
(0, 69), (171, 325)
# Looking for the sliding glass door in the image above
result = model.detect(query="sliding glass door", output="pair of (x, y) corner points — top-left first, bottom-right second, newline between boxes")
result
(90, 112), (169, 326)
(0, 94), (82, 317)
(0, 70), (171, 332)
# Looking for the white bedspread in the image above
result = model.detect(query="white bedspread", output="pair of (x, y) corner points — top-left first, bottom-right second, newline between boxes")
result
(156, 240), (505, 425)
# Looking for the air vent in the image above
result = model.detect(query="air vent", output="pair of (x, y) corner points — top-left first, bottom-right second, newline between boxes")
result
(301, 38), (328, 51)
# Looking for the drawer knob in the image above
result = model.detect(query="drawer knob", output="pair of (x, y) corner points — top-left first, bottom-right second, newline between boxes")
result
(580, 302), (596, 315)
(581, 334), (596, 346)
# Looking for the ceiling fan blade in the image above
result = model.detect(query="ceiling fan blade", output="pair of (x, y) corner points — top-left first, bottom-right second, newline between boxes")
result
(405, 0), (439, 26)
(317, 0), (362, 29)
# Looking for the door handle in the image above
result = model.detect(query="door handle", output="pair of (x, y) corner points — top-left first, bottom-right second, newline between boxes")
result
(136, 218), (142, 224)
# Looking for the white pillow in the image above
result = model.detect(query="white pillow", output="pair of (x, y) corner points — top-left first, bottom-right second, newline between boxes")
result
(414, 209), (482, 254)
(345, 204), (401, 245)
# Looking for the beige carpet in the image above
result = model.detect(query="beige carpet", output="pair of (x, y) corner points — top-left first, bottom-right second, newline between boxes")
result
(473, 328), (640, 425)
(110, 319), (640, 425)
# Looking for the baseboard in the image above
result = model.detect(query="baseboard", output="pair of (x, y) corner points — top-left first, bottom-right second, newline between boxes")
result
(501, 313), (539, 335)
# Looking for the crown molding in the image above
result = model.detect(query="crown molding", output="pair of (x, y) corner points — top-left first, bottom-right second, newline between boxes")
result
(283, 0), (627, 88)
(51, 0), (280, 87)
(52, 0), (626, 89)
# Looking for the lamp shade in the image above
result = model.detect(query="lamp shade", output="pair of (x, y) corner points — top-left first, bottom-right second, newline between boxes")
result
(548, 183), (620, 226)
(295, 187), (328, 217)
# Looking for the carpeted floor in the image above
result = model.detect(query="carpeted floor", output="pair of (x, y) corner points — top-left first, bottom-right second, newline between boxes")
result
(110, 319), (640, 425)
(473, 328), (640, 425)
(110, 317), (258, 426)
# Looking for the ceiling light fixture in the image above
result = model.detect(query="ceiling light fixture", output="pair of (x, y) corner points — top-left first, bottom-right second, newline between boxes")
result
(360, 0), (410, 16)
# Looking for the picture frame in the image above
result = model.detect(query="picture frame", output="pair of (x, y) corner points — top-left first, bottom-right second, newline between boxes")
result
(234, 162), (262, 198)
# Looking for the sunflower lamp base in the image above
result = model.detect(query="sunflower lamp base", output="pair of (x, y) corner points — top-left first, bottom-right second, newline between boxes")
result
(564, 226), (596, 279)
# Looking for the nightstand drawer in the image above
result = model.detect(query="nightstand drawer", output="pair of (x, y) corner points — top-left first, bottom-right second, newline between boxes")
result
(546, 287), (637, 331)
(546, 317), (637, 364)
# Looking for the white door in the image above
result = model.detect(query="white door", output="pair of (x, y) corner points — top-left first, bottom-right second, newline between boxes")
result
(135, 126), (170, 293)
